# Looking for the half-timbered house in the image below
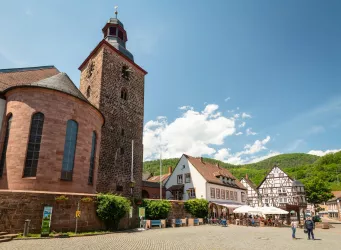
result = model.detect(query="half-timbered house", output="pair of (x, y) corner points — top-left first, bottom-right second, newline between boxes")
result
(240, 174), (261, 207)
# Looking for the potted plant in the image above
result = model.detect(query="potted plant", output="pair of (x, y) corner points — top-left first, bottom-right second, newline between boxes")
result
(184, 198), (209, 226)
(55, 195), (69, 203)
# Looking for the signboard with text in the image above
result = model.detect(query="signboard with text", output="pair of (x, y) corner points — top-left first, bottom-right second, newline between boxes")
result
(139, 207), (145, 218)
(41, 206), (53, 237)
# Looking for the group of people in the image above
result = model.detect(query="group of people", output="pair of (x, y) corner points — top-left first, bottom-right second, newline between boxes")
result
(291, 217), (315, 240)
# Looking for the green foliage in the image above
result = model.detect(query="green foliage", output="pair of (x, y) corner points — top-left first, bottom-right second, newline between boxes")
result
(184, 199), (209, 218)
(81, 197), (93, 203)
(96, 193), (131, 230)
(55, 195), (69, 201)
(143, 158), (178, 177)
(304, 178), (334, 206)
(142, 199), (171, 220)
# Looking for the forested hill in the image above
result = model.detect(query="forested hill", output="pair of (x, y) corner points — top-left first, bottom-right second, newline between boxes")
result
(143, 152), (341, 191)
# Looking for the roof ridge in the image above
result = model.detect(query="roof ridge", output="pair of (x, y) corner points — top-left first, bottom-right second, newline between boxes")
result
(0, 65), (57, 74)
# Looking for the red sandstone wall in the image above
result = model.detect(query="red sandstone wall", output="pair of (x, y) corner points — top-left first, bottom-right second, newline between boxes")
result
(0, 88), (103, 193)
(142, 186), (166, 199)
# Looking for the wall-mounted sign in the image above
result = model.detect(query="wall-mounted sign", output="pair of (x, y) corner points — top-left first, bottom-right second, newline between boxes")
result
(41, 206), (53, 237)
(138, 207), (145, 218)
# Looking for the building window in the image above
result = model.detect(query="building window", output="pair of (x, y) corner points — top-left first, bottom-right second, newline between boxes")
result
(86, 86), (91, 98)
(0, 114), (12, 177)
(226, 190), (229, 200)
(116, 185), (123, 191)
(61, 120), (78, 181)
(279, 198), (283, 203)
(121, 128), (125, 136)
(234, 191), (238, 201)
(284, 198), (287, 203)
(241, 192), (246, 202)
(216, 189), (220, 199)
(177, 174), (183, 184)
(188, 188), (196, 198)
(210, 188), (215, 198)
(109, 27), (117, 36)
(23, 112), (44, 177)
(268, 174), (274, 178)
(264, 188), (268, 194)
(88, 132), (97, 185)
(265, 199), (268, 203)
(221, 189), (225, 199)
(185, 173), (191, 183)
(121, 65), (131, 80)
(118, 29), (124, 40)
(230, 191), (233, 200)
(121, 88), (128, 100)
(279, 173), (284, 177)
(120, 147), (124, 155)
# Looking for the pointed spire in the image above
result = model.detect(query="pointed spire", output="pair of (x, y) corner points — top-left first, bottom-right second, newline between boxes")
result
(114, 6), (118, 18)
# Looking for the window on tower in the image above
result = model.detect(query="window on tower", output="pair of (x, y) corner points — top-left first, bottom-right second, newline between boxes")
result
(121, 88), (128, 100)
(109, 27), (117, 36)
(118, 30), (124, 40)
(86, 86), (91, 98)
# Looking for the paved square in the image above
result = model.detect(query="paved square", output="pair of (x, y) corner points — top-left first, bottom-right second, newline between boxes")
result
(1, 224), (340, 250)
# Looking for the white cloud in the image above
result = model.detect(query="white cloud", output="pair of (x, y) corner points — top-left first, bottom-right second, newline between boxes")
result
(235, 132), (243, 136)
(179, 106), (193, 110)
(213, 136), (271, 164)
(239, 122), (246, 128)
(246, 128), (257, 136)
(233, 114), (240, 119)
(224, 97), (231, 102)
(242, 112), (252, 119)
(143, 104), (236, 160)
(236, 107), (240, 110)
(308, 149), (341, 157)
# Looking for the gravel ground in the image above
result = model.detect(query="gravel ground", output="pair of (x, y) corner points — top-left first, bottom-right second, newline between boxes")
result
(1, 224), (340, 250)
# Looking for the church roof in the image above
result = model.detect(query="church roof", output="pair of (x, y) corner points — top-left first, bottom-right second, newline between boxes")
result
(0, 65), (59, 92)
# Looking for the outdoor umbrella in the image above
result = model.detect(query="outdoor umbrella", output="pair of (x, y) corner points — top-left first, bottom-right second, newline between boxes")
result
(260, 206), (288, 215)
(233, 205), (254, 214)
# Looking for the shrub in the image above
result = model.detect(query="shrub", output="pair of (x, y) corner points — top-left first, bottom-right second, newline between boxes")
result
(184, 199), (208, 218)
(142, 199), (171, 220)
(96, 194), (131, 230)
(55, 195), (69, 201)
(81, 197), (93, 203)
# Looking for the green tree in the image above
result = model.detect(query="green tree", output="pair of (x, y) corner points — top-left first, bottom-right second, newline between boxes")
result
(143, 199), (171, 220)
(96, 194), (131, 230)
(184, 199), (209, 218)
(304, 178), (334, 206)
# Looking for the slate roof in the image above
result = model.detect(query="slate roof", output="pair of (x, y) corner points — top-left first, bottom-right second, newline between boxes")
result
(184, 154), (246, 190)
(0, 65), (59, 92)
(147, 173), (171, 183)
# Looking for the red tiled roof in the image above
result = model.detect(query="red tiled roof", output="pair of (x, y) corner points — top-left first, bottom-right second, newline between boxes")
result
(0, 66), (59, 92)
(147, 173), (171, 183)
(332, 191), (341, 199)
(242, 177), (258, 191)
(184, 154), (246, 190)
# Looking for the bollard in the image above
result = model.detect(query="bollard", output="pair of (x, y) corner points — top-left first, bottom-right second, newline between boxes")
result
(23, 219), (31, 237)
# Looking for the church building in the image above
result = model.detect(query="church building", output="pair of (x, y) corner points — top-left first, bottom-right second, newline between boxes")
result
(0, 12), (147, 197)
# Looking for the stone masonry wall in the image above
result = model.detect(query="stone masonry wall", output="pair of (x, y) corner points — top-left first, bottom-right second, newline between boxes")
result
(79, 43), (146, 198)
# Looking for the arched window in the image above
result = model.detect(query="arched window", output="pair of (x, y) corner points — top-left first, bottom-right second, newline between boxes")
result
(61, 120), (78, 181)
(120, 88), (128, 100)
(23, 112), (44, 177)
(86, 86), (91, 98)
(0, 114), (12, 177)
(88, 131), (96, 185)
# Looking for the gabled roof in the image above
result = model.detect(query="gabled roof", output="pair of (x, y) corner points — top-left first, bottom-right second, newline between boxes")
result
(0, 65), (59, 92)
(257, 165), (294, 189)
(241, 177), (258, 191)
(147, 173), (171, 183)
(184, 154), (246, 190)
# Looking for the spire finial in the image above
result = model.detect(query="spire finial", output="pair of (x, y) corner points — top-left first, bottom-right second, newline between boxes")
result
(114, 6), (118, 18)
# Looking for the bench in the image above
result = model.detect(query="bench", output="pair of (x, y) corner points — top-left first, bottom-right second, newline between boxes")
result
(151, 220), (162, 228)
(194, 218), (199, 226)
(175, 219), (182, 227)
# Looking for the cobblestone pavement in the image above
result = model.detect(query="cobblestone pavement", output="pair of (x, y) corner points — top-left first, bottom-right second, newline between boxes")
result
(1, 224), (340, 250)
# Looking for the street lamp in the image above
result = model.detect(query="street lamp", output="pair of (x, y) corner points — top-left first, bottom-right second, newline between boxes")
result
(337, 199), (340, 221)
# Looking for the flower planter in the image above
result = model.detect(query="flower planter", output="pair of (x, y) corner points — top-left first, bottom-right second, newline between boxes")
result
(198, 218), (204, 225)
(187, 218), (194, 226)
(145, 219), (166, 229)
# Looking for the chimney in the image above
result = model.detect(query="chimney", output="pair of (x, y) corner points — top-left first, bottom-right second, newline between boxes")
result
(245, 173), (249, 179)
(168, 166), (172, 174)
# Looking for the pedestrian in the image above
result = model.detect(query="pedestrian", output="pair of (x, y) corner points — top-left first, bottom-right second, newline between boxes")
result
(304, 217), (315, 240)
(291, 219), (298, 239)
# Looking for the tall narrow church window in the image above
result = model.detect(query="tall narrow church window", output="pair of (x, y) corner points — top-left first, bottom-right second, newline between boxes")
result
(61, 120), (78, 181)
(23, 112), (44, 177)
(0, 114), (12, 177)
(120, 88), (128, 100)
(86, 86), (91, 98)
(120, 147), (124, 155)
(121, 128), (125, 136)
(88, 131), (96, 185)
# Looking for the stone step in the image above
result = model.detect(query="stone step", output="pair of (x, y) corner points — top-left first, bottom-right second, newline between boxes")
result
(0, 238), (12, 243)
(0, 232), (8, 236)
(0, 234), (19, 239)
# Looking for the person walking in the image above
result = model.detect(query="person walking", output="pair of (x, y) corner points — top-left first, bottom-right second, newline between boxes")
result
(304, 217), (315, 240)
(291, 219), (298, 239)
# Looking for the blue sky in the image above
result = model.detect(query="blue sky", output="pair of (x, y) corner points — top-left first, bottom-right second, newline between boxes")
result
(1, 0), (341, 164)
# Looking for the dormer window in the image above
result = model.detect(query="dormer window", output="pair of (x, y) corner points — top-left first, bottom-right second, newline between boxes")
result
(109, 27), (117, 36)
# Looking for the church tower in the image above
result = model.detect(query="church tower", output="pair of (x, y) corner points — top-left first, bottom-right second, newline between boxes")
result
(78, 8), (147, 198)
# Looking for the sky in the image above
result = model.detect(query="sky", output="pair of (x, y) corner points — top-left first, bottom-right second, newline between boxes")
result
(0, 0), (341, 164)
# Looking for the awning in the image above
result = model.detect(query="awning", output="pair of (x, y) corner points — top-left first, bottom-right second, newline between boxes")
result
(210, 201), (244, 209)
(328, 210), (338, 213)
(166, 184), (184, 191)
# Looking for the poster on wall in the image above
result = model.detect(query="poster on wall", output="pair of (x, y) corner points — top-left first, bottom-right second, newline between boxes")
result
(41, 206), (53, 237)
